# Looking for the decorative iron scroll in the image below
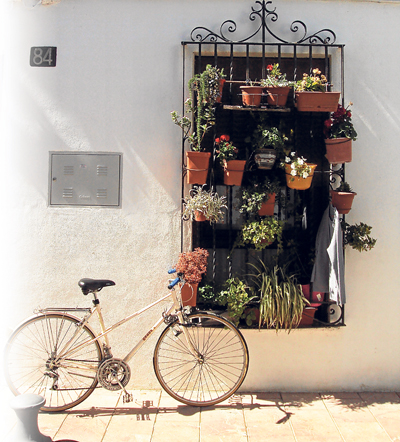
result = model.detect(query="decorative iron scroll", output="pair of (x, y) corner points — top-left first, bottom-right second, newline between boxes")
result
(190, 0), (336, 45)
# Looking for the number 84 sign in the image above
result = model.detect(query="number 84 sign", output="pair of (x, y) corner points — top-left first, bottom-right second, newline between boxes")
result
(30, 47), (57, 67)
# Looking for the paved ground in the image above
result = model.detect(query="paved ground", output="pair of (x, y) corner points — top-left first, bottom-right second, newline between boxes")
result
(2, 389), (400, 442)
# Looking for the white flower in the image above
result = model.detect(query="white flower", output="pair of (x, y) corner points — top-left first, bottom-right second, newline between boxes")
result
(302, 172), (308, 178)
(298, 158), (304, 165)
(291, 170), (297, 176)
(285, 156), (290, 163)
(290, 152), (295, 157)
(291, 163), (295, 169)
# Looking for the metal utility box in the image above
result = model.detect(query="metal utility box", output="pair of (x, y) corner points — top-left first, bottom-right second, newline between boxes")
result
(49, 152), (122, 207)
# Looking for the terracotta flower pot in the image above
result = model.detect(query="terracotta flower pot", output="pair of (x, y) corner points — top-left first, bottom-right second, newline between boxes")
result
(295, 91), (340, 112)
(216, 79), (226, 103)
(180, 283), (198, 307)
(258, 193), (276, 216)
(285, 164), (317, 190)
(298, 306), (318, 327)
(240, 86), (264, 107)
(186, 151), (211, 185)
(195, 211), (207, 222)
(264, 86), (291, 107)
(325, 138), (352, 164)
(223, 160), (246, 186)
(330, 190), (357, 214)
(254, 148), (277, 170)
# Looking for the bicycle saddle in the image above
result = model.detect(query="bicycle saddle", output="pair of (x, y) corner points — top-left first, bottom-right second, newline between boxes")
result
(78, 278), (115, 295)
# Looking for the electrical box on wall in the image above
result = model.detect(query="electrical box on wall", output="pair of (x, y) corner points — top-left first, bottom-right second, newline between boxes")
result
(49, 152), (122, 207)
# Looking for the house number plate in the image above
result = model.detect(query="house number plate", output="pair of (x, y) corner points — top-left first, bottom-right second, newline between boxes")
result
(30, 47), (57, 67)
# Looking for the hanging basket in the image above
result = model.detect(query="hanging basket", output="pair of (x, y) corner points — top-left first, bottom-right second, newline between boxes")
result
(330, 190), (357, 214)
(325, 138), (352, 164)
(240, 86), (264, 107)
(194, 211), (207, 222)
(223, 160), (246, 186)
(285, 164), (317, 190)
(265, 86), (291, 107)
(180, 283), (198, 307)
(258, 193), (276, 216)
(295, 91), (340, 112)
(186, 151), (211, 185)
(254, 148), (277, 170)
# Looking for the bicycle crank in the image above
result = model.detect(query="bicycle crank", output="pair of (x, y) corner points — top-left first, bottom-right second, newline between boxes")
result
(97, 358), (131, 392)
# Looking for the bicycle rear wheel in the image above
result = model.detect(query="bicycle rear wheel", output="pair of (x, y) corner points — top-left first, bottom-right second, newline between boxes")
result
(4, 313), (102, 412)
(153, 311), (249, 406)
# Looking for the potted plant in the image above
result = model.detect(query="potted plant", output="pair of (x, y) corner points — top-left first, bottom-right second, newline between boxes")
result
(238, 177), (281, 217)
(342, 221), (377, 252)
(182, 185), (227, 223)
(219, 278), (257, 326)
(215, 135), (246, 186)
(251, 124), (288, 170)
(236, 217), (284, 251)
(171, 65), (225, 184)
(240, 80), (264, 107)
(283, 153), (317, 190)
(175, 248), (209, 306)
(295, 68), (340, 112)
(330, 181), (357, 214)
(260, 63), (294, 107)
(249, 262), (309, 332)
(324, 103), (358, 164)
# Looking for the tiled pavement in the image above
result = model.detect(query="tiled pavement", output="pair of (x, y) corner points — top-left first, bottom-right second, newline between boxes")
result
(2, 389), (400, 442)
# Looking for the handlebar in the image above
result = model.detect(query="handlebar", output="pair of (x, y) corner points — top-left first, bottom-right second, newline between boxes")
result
(168, 268), (177, 274)
(168, 277), (180, 290)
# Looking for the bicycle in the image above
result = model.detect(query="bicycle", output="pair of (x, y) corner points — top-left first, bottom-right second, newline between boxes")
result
(4, 271), (249, 412)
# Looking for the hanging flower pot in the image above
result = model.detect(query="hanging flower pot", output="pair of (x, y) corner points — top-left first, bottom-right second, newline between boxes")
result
(325, 138), (352, 164)
(330, 189), (357, 214)
(264, 86), (291, 107)
(223, 160), (246, 186)
(240, 86), (264, 107)
(216, 79), (226, 103)
(194, 211), (207, 222)
(186, 151), (211, 185)
(180, 283), (198, 307)
(295, 91), (341, 112)
(258, 193), (276, 216)
(285, 163), (317, 190)
(254, 148), (277, 170)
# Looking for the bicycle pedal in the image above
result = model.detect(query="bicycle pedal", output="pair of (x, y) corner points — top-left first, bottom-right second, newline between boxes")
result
(123, 392), (133, 403)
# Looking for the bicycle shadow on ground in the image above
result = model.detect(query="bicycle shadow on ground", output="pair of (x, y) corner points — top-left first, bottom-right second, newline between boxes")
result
(43, 394), (301, 425)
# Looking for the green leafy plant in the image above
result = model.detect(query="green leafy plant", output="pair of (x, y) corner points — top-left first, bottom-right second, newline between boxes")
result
(249, 261), (308, 332)
(237, 217), (284, 251)
(219, 278), (257, 326)
(238, 178), (281, 215)
(283, 152), (313, 181)
(295, 68), (328, 92)
(334, 181), (353, 193)
(342, 221), (377, 252)
(215, 134), (238, 165)
(260, 63), (295, 87)
(171, 65), (225, 151)
(182, 185), (227, 223)
(324, 103), (358, 141)
(251, 125), (288, 153)
(175, 248), (209, 284)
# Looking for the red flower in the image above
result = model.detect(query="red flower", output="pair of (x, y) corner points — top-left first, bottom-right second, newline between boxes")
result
(267, 64), (273, 71)
(215, 137), (220, 144)
(324, 119), (333, 128)
(220, 134), (230, 142)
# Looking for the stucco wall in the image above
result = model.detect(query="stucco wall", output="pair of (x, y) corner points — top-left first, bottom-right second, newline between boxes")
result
(1, 0), (399, 393)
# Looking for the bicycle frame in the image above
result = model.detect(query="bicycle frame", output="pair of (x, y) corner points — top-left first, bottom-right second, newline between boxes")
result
(40, 284), (192, 369)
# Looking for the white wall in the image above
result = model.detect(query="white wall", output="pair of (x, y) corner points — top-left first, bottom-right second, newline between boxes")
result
(1, 0), (399, 392)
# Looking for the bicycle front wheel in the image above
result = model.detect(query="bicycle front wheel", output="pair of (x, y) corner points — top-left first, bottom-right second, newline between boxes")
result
(4, 313), (102, 412)
(153, 311), (249, 407)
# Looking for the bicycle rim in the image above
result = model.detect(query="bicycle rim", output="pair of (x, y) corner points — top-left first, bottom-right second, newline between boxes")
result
(153, 311), (249, 406)
(5, 313), (102, 412)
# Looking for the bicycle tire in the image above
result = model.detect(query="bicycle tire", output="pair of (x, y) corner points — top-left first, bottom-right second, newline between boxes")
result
(4, 313), (102, 412)
(153, 311), (249, 407)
